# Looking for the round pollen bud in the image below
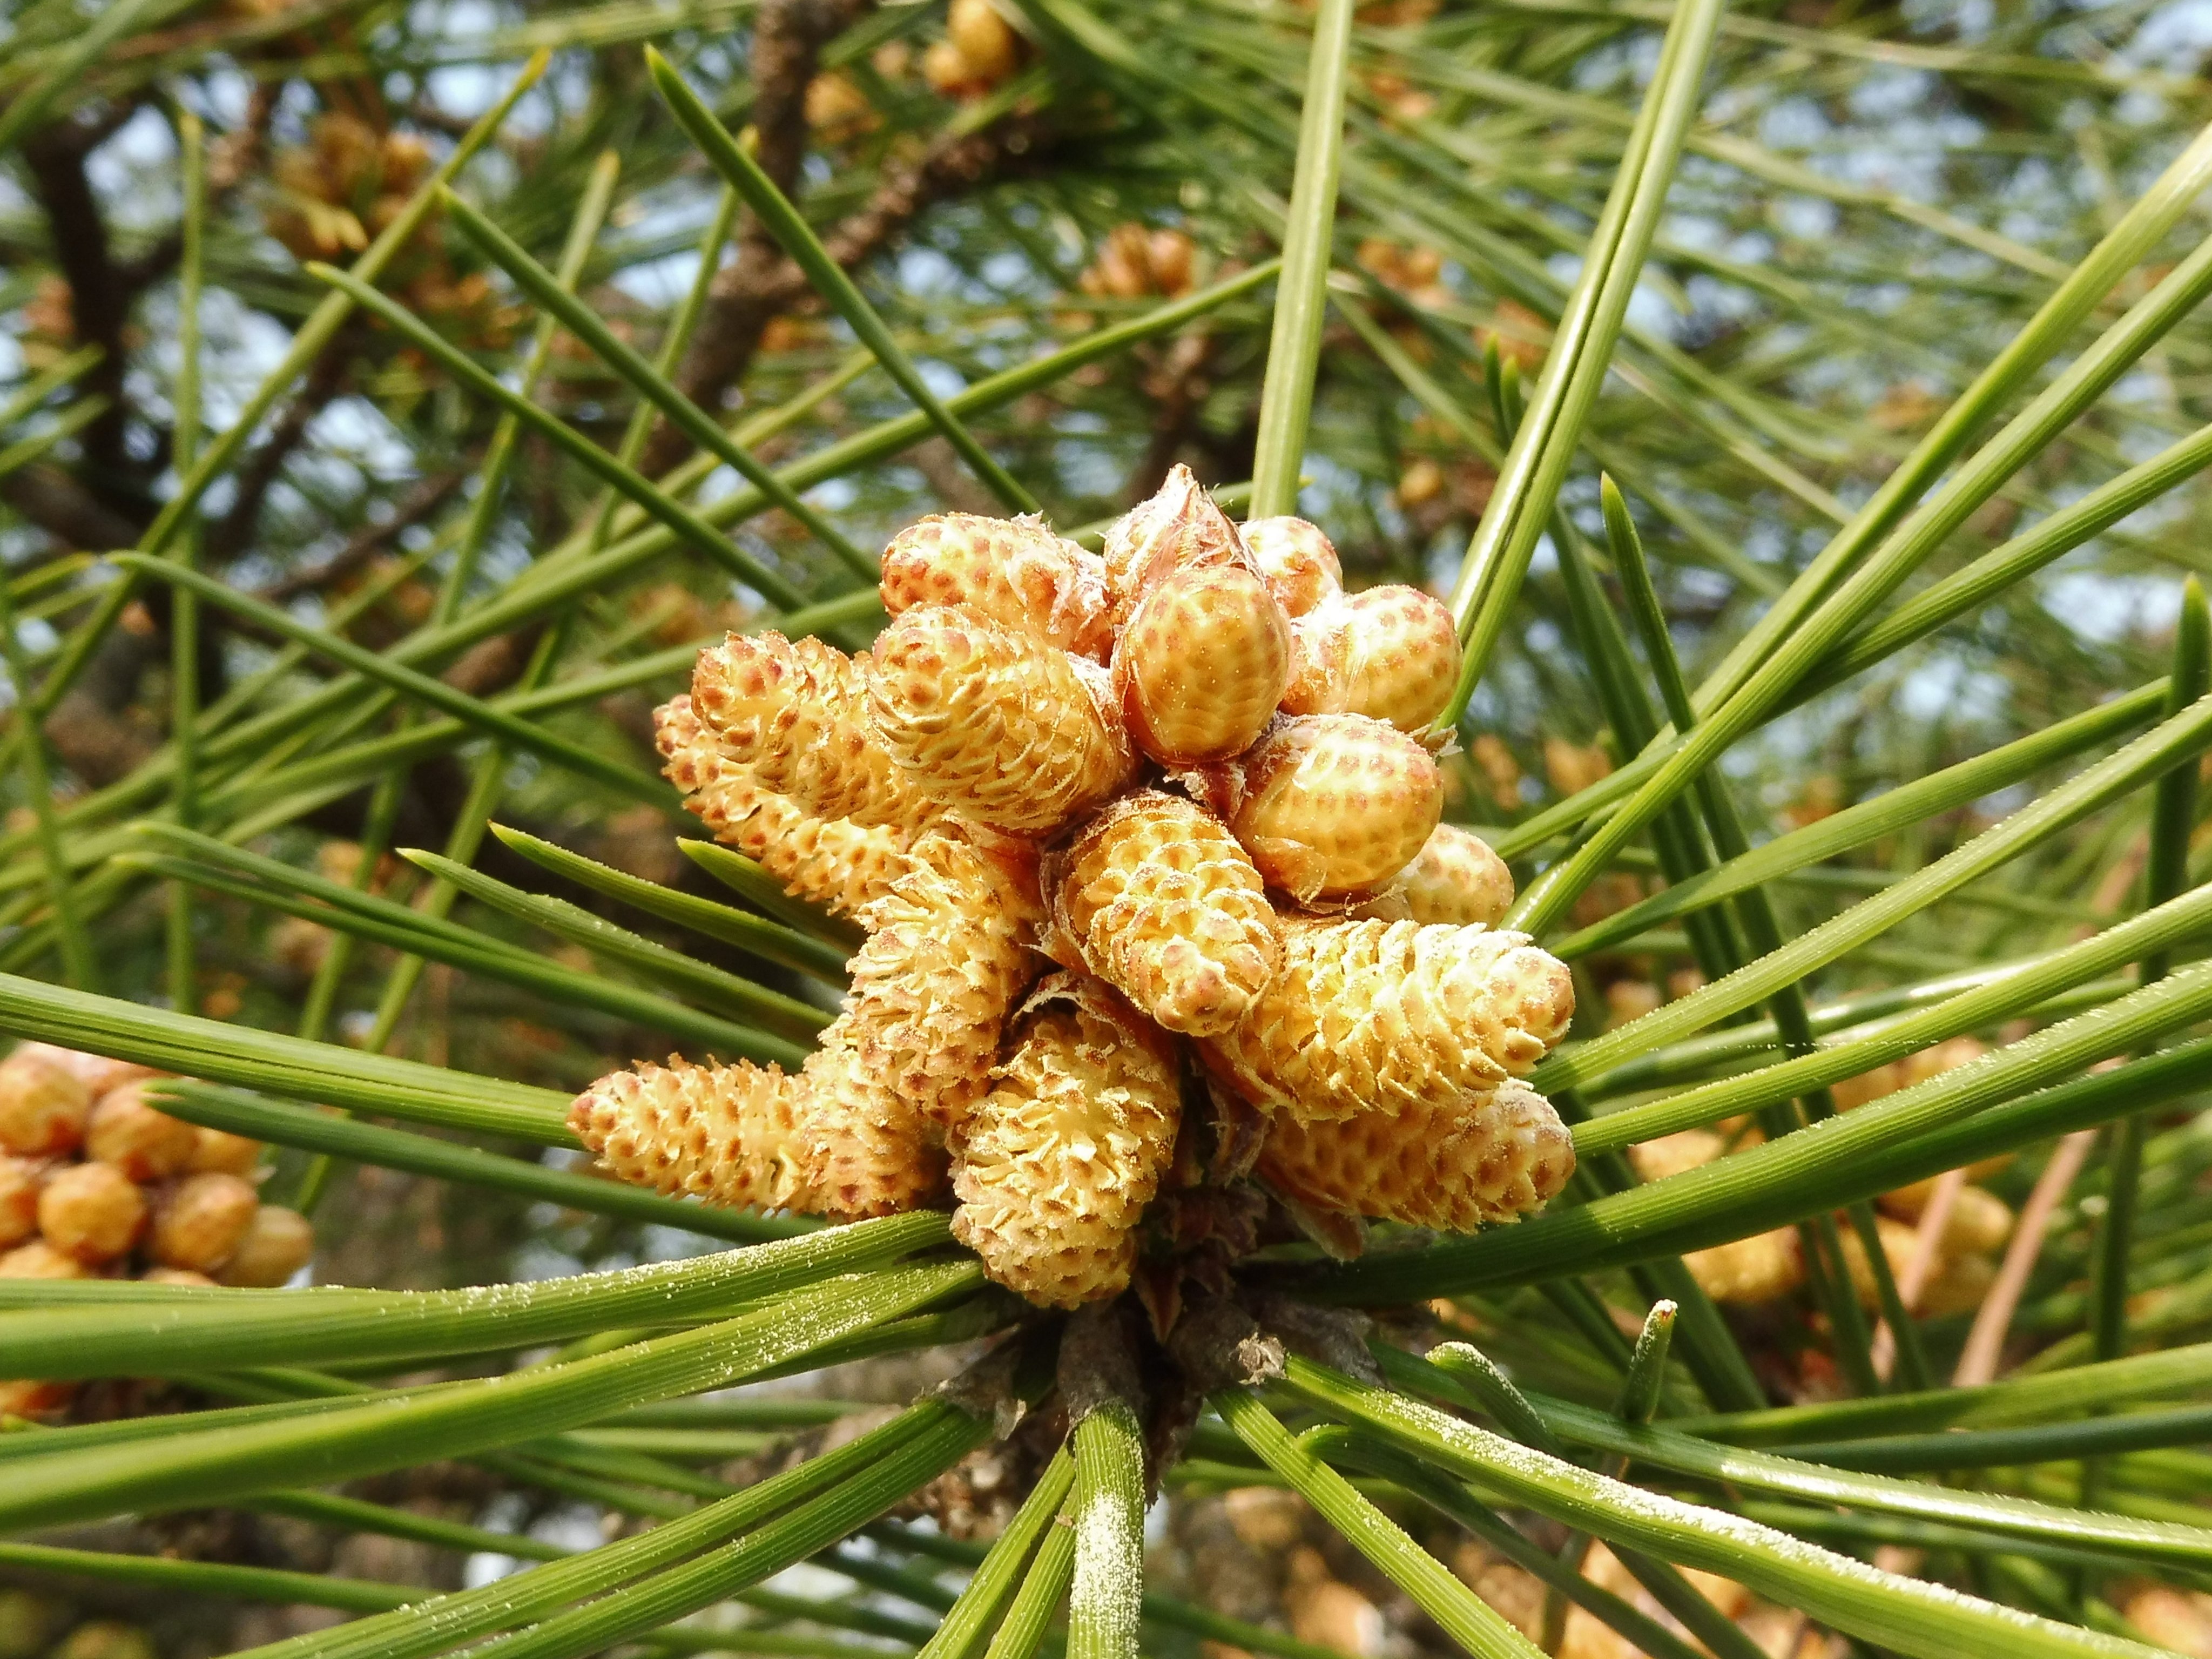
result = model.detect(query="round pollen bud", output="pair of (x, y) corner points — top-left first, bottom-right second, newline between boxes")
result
(950, 975), (1182, 1307)
(1258, 1079), (1575, 1231)
(1387, 824), (1515, 927)
(882, 514), (1113, 659)
(0, 1155), (39, 1249)
(1224, 714), (1443, 901)
(1114, 564), (1292, 766)
(1239, 517), (1342, 616)
(216, 1206), (317, 1286)
(868, 606), (1134, 834)
(1281, 586), (1458, 733)
(0, 1240), (90, 1279)
(1203, 918), (1574, 1122)
(185, 1126), (265, 1177)
(0, 1047), (92, 1158)
(84, 1082), (200, 1182)
(1046, 790), (1280, 1036)
(38, 1162), (146, 1265)
(148, 1172), (259, 1273)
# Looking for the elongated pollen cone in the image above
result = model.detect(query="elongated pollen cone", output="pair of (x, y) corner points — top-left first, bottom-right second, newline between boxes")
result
(868, 605), (1134, 834)
(1259, 1078), (1575, 1230)
(690, 631), (930, 828)
(1114, 564), (1292, 766)
(1046, 789), (1280, 1036)
(657, 695), (912, 919)
(950, 974), (1181, 1307)
(1203, 916), (1574, 1122)
(882, 512), (1114, 659)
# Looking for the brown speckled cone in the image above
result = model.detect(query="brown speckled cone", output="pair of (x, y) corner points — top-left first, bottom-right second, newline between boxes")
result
(1114, 563), (1291, 765)
(1281, 586), (1459, 733)
(1046, 790), (1281, 1037)
(1239, 516), (1343, 617)
(950, 974), (1181, 1307)
(656, 696), (909, 919)
(867, 605), (1134, 833)
(569, 1057), (817, 1212)
(1222, 714), (1444, 902)
(690, 630), (933, 828)
(1385, 824), (1516, 927)
(842, 826), (1047, 1134)
(1202, 917), (1574, 1122)
(1259, 1078), (1574, 1230)
(882, 513), (1113, 659)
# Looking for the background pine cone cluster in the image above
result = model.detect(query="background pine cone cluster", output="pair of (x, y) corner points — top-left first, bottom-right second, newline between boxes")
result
(575, 469), (1577, 1307)
(0, 1043), (312, 1419)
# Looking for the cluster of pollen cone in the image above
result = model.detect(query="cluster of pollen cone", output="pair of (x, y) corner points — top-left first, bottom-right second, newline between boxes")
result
(575, 467), (1577, 1309)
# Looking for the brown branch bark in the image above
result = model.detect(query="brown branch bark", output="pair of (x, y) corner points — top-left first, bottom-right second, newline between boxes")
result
(643, 0), (872, 475)
(22, 114), (146, 508)
(204, 338), (355, 566)
(648, 113), (1059, 477)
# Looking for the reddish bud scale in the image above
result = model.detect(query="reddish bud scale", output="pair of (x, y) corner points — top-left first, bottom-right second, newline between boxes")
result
(570, 828), (1041, 1224)
(690, 631), (933, 828)
(1240, 517), (1343, 617)
(951, 975), (1182, 1307)
(1046, 790), (1280, 1036)
(834, 826), (1046, 1137)
(1259, 1078), (1574, 1231)
(868, 606), (1133, 834)
(1280, 586), (1458, 733)
(1101, 462), (1247, 622)
(657, 696), (912, 920)
(882, 514), (1113, 658)
(1216, 714), (1444, 902)
(1203, 917), (1574, 1123)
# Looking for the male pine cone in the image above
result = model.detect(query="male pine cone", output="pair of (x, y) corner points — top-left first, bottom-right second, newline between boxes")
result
(1260, 1078), (1575, 1231)
(1204, 918), (1575, 1122)
(868, 605), (1134, 834)
(950, 976), (1182, 1309)
(1045, 790), (1280, 1037)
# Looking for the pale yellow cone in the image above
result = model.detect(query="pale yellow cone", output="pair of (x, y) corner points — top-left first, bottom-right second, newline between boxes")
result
(951, 974), (1181, 1306)
(1258, 1078), (1574, 1230)
(882, 512), (1112, 658)
(867, 604), (1134, 834)
(1203, 916), (1573, 1122)
(1046, 789), (1280, 1036)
